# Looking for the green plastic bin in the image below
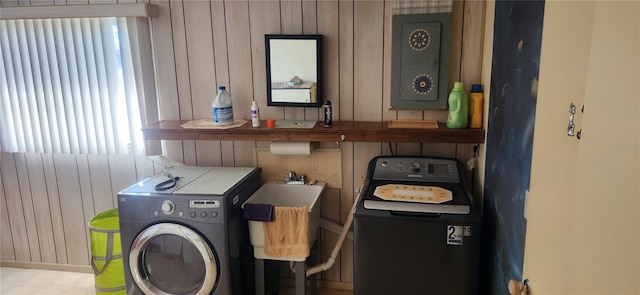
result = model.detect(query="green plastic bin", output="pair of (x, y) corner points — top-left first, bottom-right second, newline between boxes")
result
(88, 208), (126, 295)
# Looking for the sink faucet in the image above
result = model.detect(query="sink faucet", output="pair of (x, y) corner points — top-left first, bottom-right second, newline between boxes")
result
(285, 171), (306, 184)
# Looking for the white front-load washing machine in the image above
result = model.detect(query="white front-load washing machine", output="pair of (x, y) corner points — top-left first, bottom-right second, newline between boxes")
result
(118, 165), (261, 295)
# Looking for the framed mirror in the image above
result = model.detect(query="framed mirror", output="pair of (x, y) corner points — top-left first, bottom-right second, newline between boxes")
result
(265, 35), (323, 107)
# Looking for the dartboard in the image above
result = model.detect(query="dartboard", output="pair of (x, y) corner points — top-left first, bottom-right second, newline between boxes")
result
(413, 74), (433, 95)
(409, 29), (430, 51)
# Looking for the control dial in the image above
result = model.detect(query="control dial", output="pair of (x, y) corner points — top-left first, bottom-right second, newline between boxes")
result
(161, 200), (175, 215)
(410, 162), (422, 173)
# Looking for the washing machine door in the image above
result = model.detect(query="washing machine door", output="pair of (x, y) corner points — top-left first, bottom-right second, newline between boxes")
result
(129, 223), (218, 295)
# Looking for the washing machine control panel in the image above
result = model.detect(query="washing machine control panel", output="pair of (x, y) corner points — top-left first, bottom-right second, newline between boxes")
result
(189, 200), (220, 208)
(150, 198), (225, 224)
(372, 157), (460, 183)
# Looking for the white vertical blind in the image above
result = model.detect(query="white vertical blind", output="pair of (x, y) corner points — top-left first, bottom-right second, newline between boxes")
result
(0, 17), (148, 155)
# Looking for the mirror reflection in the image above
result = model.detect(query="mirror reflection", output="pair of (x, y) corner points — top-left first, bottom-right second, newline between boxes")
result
(266, 35), (323, 107)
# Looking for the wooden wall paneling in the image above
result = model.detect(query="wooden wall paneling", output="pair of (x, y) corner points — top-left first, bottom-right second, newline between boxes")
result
(108, 155), (137, 206)
(455, 143), (474, 166)
(320, 188), (341, 227)
(24, 154), (56, 264)
(170, 0), (192, 123)
(351, 0), (384, 268)
(30, 0), (54, 5)
(248, 0), (281, 122)
(0, 0), (19, 7)
(182, 141), (198, 166)
(352, 148), (381, 192)
(0, 157), (16, 261)
(134, 155), (156, 181)
(302, 0), (317, 34)
(53, 154), (89, 265)
(450, 0), (464, 85)
(456, 0), (486, 165)
(41, 153), (67, 264)
(153, 161), (168, 175)
(220, 142), (235, 167)
(423, 143), (457, 158)
(353, 1), (384, 122)
(460, 0), (485, 84)
(350, 0), (386, 281)
(65, 0), (88, 5)
(335, 0), (355, 283)
(349, 23), (386, 276)
(248, 0), (280, 142)
(338, 0), (354, 123)
(87, 155), (114, 214)
(182, 0), (221, 167)
(320, 226), (340, 281)
(88, 0), (115, 5)
(195, 143), (221, 167)
(340, 238), (354, 283)
(224, 0), (257, 167)
(317, 185), (338, 280)
(210, 0), (231, 101)
(255, 141), (270, 150)
(161, 140), (185, 165)
(396, 143), (422, 156)
(330, 143), (351, 282)
(14, 153), (42, 262)
(337, 143), (358, 284)
(151, 0), (184, 163)
(338, 143), (354, 220)
(280, 0), (302, 34)
(321, 141), (351, 282)
(1, 154), (30, 262)
(75, 154), (96, 263)
(319, 175), (341, 281)
(457, 145), (474, 165)
(170, 0), (197, 166)
(337, 0), (355, 223)
(346, 142), (379, 281)
(316, 0), (339, 126)
(210, 0), (233, 167)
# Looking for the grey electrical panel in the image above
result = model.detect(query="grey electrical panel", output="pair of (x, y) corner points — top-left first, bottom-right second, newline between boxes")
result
(390, 13), (451, 110)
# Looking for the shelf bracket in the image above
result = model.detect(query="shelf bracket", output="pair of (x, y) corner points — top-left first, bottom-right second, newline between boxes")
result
(336, 134), (346, 148)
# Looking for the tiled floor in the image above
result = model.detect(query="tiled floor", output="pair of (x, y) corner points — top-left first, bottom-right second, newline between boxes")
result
(0, 267), (352, 295)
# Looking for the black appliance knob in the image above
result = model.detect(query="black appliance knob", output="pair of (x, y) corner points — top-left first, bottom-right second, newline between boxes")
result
(410, 162), (421, 173)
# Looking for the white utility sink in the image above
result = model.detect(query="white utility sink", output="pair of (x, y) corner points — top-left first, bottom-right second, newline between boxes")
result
(242, 181), (326, 261)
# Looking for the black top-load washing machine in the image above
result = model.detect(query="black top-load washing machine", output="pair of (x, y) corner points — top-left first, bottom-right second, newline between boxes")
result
(118, 165), (261, 295)
(354, 156), (481, 295)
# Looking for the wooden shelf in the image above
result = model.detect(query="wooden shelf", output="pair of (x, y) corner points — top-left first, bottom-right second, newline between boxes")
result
(142, 120), (485, 144)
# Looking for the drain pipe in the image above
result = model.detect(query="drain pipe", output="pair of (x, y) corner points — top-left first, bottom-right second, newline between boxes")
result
(303, 185), (364, 277)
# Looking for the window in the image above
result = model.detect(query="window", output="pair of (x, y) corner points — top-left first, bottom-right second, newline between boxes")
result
(0, 6), (158, 155)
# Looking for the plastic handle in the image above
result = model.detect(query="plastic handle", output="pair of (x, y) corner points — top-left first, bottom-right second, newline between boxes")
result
(451, 92), (461, 113)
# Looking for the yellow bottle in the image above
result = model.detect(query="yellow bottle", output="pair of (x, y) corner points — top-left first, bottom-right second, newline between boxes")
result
(469, 84), (484, 129)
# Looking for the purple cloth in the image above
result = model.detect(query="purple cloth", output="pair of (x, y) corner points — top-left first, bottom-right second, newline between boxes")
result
(243, 203), (275, 222)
